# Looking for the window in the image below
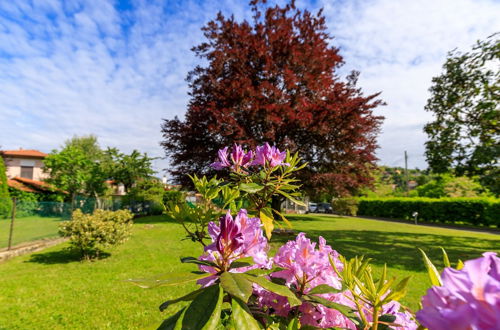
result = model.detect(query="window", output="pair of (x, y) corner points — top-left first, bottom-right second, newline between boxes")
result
(20, 166), (33, 179)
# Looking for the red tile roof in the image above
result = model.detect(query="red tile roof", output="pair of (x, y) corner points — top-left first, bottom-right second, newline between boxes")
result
(7, 179), (38, 193)
(0, 149), (47, 158)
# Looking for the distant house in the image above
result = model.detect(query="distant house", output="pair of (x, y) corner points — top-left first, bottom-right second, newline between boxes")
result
(1, 149), (48, 181)
(0, 149), (56, 194)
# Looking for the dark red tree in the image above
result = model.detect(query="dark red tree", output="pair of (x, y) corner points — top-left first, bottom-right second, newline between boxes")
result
(161, 0), (384, 196)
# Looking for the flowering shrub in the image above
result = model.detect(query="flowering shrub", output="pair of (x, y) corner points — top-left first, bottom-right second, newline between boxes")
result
(417, 251), (500, 330)
(131, 143), (498, 329)
(60, 209), (133, 259)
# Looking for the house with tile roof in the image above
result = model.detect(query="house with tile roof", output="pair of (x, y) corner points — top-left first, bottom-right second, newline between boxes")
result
(0, 148), (53, 193)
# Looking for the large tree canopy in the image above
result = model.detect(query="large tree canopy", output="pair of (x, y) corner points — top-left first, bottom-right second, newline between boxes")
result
(161, 0), (384, 196)
(424, 33), (499, 194)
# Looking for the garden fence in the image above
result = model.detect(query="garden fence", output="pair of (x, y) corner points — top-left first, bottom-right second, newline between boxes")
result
(0, 197), (163, 251)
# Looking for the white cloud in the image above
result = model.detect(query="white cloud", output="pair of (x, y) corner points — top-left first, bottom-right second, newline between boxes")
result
(0, 0), (498, 176)
(319, 0), (500, 168)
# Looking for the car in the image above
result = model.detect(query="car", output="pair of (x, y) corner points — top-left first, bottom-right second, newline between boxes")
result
(315, 202), (333, 214)
(307, 202), (317, 213)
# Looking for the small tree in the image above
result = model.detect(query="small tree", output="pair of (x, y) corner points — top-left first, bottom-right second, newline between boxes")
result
(0, 156), (12, 217)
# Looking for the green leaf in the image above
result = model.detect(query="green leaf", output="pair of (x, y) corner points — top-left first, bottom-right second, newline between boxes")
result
(179, 284), (223, 330)
(126, 272), (210, 288)
(243, 274), (301, 307)
(180, 256), (217, 267)
(307, 284), (342, 295)
(231, 297), (262, 330)
(305, 295), (358, 323)
(220, 272), (253, 303)
(418, 248), (442, 286)
(440, 247), (451, 268)
(286, 318), (300, 330)
(239, 183), (264, 193)
(159, 288), (205, 312)
(157, 308), (185, 330)
(276, 190), (306, 207)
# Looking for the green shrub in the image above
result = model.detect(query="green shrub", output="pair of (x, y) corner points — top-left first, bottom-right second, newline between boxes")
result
(0, 157), (12, 218)
(163, 190), (185, 204)
(357, 197), (500, 227)
(59, 209), (133, 259)
(332, 197), (359, 216)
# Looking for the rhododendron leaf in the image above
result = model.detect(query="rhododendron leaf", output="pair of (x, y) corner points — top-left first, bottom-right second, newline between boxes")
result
(159, 287), (205, 312)
(229, 261), (253, 269)
(304, 295), (359, 324)
(158, 307), (185, 330)
(180, 256), (217, 267)
(244, 274), (301, 307)
(126, 272), (210, 288)
(307, 284), (342, 295)
(379, 314), (397, 323)
(286, 317), (300, 330)
(440, 247), (451, 268)
(245, 268), (279, 276)
(272, 209), (292, 228)
(220, 272), (253, 303)
(239, 183), (264, 193)
(180, 284), (223, 330)
(276, 190), (306, 207)
(418, 249), (442, 286)
(259, 209), (274, 239)
(231, 297), (262, 330)
(384, 276), (410, 302)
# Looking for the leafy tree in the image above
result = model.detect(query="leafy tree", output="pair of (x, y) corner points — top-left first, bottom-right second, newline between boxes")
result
(103, 149), (155, 193)
(43, 146), (93, 204)
(0, 156), (12, 217)
(415, 174), (488, 198)
(64, 135), (103, 161)
(424, 33), (499, 195)
(161, 0), (384, 196)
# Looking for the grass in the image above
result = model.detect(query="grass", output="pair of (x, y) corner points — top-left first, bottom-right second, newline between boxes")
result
(0, 216), (63, 249)
(0, 214), (498, 329)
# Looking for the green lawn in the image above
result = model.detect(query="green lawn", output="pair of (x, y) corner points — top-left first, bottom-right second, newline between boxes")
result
(0, 214), (498, 329)
(0, 216), (63, 249)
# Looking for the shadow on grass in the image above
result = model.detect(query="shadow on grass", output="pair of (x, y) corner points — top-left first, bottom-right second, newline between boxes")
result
(270, 229), (499, 272)
(26, 248), (111, 264)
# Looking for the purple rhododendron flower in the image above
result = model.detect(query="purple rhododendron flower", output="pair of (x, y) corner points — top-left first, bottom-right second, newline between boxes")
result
(255, 233), (418, 329)
(252, 143), (288, 168)
(197, 209), (270, 287)
(211, 144), (253, 171)
(416, 252), (500, 330)
(210, 146), (231, 170)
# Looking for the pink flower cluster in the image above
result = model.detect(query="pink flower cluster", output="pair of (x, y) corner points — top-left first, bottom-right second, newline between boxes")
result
(197, 209), (270, 287)
(254, 233), (417, 329)
(416, 252), (500, 330)
(211, 143), (288, 171)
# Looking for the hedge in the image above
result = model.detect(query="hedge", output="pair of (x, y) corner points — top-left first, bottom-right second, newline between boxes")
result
(357, 197), (500, 227)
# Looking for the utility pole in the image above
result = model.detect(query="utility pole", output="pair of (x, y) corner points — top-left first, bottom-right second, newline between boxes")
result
(404, 151), (409, 195)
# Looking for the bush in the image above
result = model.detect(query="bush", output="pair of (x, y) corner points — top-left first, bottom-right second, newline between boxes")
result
(331, 196), (359, 216)
(0, 157), (12, 218)
(357, 197), (500, 227)
(59, 209), (133, 259)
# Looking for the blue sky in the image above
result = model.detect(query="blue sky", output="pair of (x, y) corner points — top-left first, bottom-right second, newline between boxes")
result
(0, 0), (499, 176)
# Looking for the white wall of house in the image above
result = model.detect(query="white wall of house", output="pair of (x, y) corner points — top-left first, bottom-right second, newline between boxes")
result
(3, 157), (48, 181)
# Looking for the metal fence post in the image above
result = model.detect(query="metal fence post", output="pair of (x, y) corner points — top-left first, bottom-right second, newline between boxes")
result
(7, 197), (16, 250)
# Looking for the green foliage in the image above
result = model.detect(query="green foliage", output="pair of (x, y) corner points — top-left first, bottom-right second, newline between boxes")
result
(8, 189), (38, 217)
(424, 34), (499, 195)
(0, 156), (12, 218)
(163, 190), (185, 205)
(124, 179), (165, 215)
(59, 209), (133, 259)
(415, 174), (488, 198)
(331, 196), (359, 216)
(357, 197), (500, 226)
(103, 148), (155, 193)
